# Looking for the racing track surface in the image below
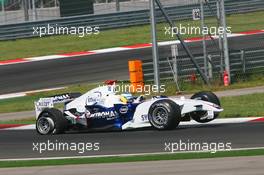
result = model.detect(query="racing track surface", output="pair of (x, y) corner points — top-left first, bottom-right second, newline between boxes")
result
(2, 156), (264, 175)
(0, 122), (263, 159)
(0, 33), (263, 94)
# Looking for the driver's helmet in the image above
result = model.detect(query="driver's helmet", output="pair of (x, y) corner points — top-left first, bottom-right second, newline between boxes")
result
(120, 93), (133, 103)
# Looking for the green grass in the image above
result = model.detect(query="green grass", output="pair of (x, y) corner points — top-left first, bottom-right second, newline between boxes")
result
(0, 149), (263, 168)
(0, 11), (264, 61)
(0, 118), (35, 124)
(221, 93), (264, 118)
(162, 74), (264, 95)
(0, 82), (98, 114)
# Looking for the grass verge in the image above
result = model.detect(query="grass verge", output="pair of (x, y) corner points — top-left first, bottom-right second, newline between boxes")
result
(0, 118), (35, 124)
(221, 93), (264, 118)
(0, 11), (264, 61)
(0, 149), (263, 168)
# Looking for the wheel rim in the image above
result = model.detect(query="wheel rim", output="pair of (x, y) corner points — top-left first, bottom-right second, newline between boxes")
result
(37, 116), (54, 135)
(152, 107), (168, 126)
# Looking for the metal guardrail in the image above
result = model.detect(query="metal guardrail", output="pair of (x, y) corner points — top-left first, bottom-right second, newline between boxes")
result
(142, 48), (264, 82)
(0, 0), (264, 40)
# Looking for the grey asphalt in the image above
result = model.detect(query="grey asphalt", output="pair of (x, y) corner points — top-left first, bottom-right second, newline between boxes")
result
(0, 33), (263, 95)
(1, 85), (263, 121)
(1, 156), (264, 175)
(0, 111), (34, 121)
(0, 122), (263, 159)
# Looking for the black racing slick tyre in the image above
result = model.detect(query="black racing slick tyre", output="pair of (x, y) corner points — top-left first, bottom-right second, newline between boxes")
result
(190, 91), (221, 123)
(148, 99), (181, 130)
(36, 108), (68, 135)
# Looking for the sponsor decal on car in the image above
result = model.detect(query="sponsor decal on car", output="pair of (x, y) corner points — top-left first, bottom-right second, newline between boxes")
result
(87, 97), (98, 103)
(35, 98), (54, 112)
(86, 111), (119, 120)
(51, 94), (71, 103)
(141, 114), (148, 121)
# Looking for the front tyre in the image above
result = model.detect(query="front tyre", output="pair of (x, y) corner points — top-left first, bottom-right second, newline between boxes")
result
(148, 99), (181, 130)
(36, 108), (68, 135)
(190, 91), (221, 123)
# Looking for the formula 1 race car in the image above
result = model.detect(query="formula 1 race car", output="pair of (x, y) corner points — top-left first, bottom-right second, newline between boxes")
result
(35, 83), (223, 135)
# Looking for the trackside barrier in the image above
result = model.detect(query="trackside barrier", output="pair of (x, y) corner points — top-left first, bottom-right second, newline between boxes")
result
(142, 48), (264, 83)
(1, 0), (264, 40)
(128, 60), (144, 92)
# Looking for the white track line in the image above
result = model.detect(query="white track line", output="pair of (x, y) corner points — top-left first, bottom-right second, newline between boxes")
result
(0, 147), (263, 161)
(0, 30), (263, 65)
(0, 93), (26, 100)
(25, 55), (67, 61)
(4, 124), (35, 130)
(91, 47), (132, 53)
(0, 87), (66, 100)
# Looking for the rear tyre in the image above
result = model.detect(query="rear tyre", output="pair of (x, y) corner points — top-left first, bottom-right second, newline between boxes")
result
(36, 108), (68, 135)
(148, 99), (181, 130)
(190, 91), (221, 123)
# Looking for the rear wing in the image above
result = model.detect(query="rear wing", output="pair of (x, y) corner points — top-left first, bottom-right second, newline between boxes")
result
(34, 93), (81, 118)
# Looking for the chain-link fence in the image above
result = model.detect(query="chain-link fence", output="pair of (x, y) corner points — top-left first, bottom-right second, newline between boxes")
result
(0, 0), (60, 24)
(0, 0), (200, 24)
(143, 46), (264, 89)
(142, 0), (264, 90)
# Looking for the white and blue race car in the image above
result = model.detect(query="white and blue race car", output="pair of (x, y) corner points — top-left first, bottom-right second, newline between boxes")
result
(35, 83), (223, 135)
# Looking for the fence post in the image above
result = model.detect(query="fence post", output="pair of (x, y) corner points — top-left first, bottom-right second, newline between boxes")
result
(200, 0), (208, 80)
(32, 0), (37, 21)
(208, 54), (213, 80)
(217, 0), (224, 74)
(171, 44), (179, 82)
(150, 0), (160, 92)
(241, 50), (246, 74)
(116, 0), (120, 12)
(22, 0), (29, 21)
(1, 0), (5, 23)
(219, 0), (231, 83)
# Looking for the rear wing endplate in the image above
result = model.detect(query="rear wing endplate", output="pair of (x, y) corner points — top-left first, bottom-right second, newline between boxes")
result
(34, 93), (75, 118)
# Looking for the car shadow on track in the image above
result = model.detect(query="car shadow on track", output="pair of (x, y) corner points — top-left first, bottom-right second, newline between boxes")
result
(62, 123), (229, 135)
